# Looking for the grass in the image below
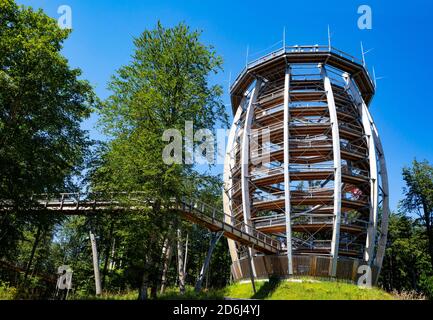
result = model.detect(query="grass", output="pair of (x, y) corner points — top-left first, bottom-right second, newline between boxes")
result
(157, 277), (393, 300)
(70, 290), (139, 300)
(224, 278), (394, 300)
(0, 278), (395, 300)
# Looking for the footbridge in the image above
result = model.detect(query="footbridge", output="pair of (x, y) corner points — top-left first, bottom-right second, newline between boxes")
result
(0, 193), (281, 255)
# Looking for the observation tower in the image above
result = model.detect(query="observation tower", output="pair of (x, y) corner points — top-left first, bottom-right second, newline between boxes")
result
(223, 45), (389, 283)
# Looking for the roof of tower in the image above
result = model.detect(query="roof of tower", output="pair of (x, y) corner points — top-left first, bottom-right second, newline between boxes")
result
(230, 45), (375, 113)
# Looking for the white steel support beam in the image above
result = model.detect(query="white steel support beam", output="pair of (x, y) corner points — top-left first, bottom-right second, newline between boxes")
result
(321, 65), (342, 277)
(343, 74), (378, 265)
(240, 80), (262, 277)
(223, 99), (245, 276)
(365, 108), (390, 282)
(283, 65), (294, 275)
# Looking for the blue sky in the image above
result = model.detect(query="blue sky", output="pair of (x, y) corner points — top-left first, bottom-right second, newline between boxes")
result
(17, 0), (433, 212)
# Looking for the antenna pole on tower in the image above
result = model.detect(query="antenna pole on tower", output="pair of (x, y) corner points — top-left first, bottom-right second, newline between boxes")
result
(327, 25), (331, 50)
(361, 42), (366, 66)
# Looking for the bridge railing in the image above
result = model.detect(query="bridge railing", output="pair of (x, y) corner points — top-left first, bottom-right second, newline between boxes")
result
(178, 196), (281, 251)
(32, 191), (152, 206)
(15, 192), (281, 252)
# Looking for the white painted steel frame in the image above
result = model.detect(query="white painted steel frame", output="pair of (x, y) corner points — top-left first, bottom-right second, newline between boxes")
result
(363, 99), (390, 279)
(343, 74), (390, 281)
(240, 80), (262, 277)
(223, 100), (245, 277)
(370, 125), (390, 279)
(225, 56), (388, 282)
(321, 65), (342, 277)
(283, 65), (294, 275)
(343, 74), (378, 265)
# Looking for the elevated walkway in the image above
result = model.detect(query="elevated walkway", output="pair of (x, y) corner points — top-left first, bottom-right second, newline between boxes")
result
(0, 193), (281, 255)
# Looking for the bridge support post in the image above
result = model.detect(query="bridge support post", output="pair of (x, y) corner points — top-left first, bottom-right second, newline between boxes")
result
(246, 246), (256, 294)
(195, 232), (224, 293)
(89, 230), (102, 295)
(177, 227), (186, 294)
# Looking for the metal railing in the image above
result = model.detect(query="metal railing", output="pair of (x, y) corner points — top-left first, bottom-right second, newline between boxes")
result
(339, 121), (363, 133)
(29, 191), (151, 209)
(250, 164), (368, 181)
(292, 239), (364, 254)
(250, 138), (334, 159)
(178, 197), (281, 251)
(252, 213), (368, 231)
(340, 141), (367, 156)
(231, 44), (371, 92)
(251, 120), (331, 139)
(2, 192), (282, 253)
(342, 192), (369, 203)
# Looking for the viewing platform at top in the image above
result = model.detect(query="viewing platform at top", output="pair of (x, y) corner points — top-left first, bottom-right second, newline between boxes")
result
(230, 45), (375, 112)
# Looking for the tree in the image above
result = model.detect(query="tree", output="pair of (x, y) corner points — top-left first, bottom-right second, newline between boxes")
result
(379, 212), (433, 298)
(94, 21), (227, 299)
(0, 0), (95, 261)
(402, 159), (433, 268)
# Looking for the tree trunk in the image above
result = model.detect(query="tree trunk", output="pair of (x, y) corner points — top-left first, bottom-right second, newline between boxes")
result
(139, 238), (158, 301)
(183, 233), (189, 276)
(425, 222), (433, 269)
(101, 248), (110, 290)
(102, 221), (115, 289)
(421, 201), (433, 269)
(0, 213), (11, 242)
(89, 230), (102, 296)
(24, 224), (42, 282)
(138, 258), (151, 300)
(109, 238), (116, 270)
(177, 227), (185, 294)
(389, 249), (394, 291)
(138, 262), (150, 300)
(150, 286), (158, 299)
(160, 237), (173, 294)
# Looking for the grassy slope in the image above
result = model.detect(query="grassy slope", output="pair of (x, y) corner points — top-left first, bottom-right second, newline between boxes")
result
(1, 279), (394, 300)
(224, 279), (394, 300)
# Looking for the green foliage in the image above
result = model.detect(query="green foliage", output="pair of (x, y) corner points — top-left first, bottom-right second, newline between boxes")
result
(419, 274), (433, 298)
(94, 21), (227, 197)
(0, 281), (17, 300)
(90, 21), (228, 298)
(401, 159), (433, 267)
(378, 160), (433, 299)
(0, 0), (95, 265)
(402, 159), (433, 217)
(99, 21), (227, 137)
(70, 290), (139, 301)
(158, 285), (224, 300)
(379, 212), (433, 298)
(0, 0), (95, 199)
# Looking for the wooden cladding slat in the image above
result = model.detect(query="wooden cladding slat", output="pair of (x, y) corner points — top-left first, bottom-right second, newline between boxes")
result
(231, 255), (376, 283)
